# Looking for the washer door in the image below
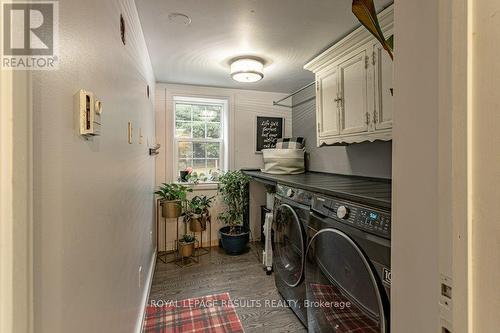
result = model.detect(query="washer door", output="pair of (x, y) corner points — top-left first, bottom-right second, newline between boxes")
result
(272, 203), (305, 287)
(306, 228), (387, 333)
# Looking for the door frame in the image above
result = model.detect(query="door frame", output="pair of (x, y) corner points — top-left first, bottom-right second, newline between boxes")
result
(439, 0), (472, 331)
(0, 69), (34, 333)
(392, 0), (472, 332)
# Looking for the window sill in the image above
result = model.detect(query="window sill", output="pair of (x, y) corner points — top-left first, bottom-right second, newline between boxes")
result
(174, 181), (219, 191)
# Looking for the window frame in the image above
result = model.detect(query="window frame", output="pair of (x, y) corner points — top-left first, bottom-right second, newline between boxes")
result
(172, 96), (228, 182)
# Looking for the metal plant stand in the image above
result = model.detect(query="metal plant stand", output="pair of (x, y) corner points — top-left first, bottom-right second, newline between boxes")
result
(156, 199), (180, 264)
(156, 199), (200, 267)
(193, 214), (212, 257)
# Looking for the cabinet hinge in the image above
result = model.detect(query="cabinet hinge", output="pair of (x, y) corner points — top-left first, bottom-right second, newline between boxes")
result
(372, 51), (376, 66)
(317, 123), (321, 133)
(365, 56), (369, 69)
(373, 109), (378, 123)
(316, 82), (319, 91)
(365, 112), (371, 126)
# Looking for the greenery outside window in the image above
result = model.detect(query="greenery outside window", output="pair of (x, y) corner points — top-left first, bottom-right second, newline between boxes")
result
(173, 96), (228, 182)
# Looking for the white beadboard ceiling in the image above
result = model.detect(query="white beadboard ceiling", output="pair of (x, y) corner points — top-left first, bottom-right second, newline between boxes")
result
(135, 0), (392, 93)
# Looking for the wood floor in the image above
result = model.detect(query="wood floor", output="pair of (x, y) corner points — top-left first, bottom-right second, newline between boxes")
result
(147, 243), (307, 333)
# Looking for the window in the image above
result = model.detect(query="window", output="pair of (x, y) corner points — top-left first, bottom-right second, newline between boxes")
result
(173, 96), (227, 180)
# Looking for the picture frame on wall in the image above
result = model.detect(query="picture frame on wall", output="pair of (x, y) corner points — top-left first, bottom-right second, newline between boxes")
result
(255, 116), (284, 153)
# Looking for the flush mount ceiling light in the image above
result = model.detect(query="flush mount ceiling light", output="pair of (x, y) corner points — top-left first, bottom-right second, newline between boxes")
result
(230, 58), (264, 83)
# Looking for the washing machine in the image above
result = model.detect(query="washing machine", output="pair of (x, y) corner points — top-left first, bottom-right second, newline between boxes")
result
(305, 194), (391, 333)
(272, 184), (312, 327)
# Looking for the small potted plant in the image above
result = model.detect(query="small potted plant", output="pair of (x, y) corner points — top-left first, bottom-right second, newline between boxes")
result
(178, 234), (196, 258)
(187, 195), (215, 232)
(217, 170), (251, 255)
(154, 183), (192, 218)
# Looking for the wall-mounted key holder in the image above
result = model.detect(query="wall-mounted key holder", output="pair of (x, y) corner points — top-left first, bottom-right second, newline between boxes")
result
(75, 90), (102, 138)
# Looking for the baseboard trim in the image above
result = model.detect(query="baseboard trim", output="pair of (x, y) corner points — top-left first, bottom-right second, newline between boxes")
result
(135, 248), (157, 333)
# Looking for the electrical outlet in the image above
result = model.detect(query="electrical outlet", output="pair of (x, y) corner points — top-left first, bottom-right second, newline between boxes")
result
(440, 274), (452, 309)
(138, 266), (142, 289)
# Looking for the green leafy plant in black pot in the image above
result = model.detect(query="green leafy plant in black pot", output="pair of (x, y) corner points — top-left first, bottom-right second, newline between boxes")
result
(217, 170), (251, 255)
(154, 183), (192, 218)
(187, 195), (215, 232)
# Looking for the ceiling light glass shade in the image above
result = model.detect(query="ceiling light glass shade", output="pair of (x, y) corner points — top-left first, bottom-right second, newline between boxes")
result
(230, 58), (264, 83)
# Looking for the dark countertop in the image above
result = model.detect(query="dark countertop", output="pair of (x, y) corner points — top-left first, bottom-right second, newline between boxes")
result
(243, 170), (392, 210)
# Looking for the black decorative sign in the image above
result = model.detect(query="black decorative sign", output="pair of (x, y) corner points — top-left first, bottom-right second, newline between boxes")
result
(255, 116), (284, 152)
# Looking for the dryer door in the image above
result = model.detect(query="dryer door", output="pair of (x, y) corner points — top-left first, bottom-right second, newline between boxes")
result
(305, 227), (387, 333)
(272, 203), (306, 287)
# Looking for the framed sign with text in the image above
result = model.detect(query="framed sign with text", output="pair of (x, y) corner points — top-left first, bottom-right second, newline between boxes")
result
(255, 116), (284, 153)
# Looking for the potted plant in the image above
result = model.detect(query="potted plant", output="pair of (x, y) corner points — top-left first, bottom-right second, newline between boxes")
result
(178, 234), (196, 258)
(187, 195), (215, 232)
(217, 170), (251, 255)
(154, 183), (192, 218)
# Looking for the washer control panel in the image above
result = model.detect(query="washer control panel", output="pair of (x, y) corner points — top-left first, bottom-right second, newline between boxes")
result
(276, 184), (312, 206)
(312, 195), (391, 239)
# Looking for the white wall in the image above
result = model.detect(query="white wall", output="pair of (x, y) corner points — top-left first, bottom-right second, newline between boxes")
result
(32, 1), (156, 333)
(155, 83), (290, 250)
(392, 0), (441, 332)
(472, 0), (500, 330)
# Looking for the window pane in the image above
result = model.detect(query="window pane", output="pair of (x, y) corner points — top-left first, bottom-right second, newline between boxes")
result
(209, 105), (222, 122)
(192, 122), (205, 138)
(207, 159), (219, 171)
(193, 142), (206, 158)
(178, 142), (193, 158)
(175, 103), (192, 121)
(175, 122), (191, 138)
(206, 123), (221, 139)
(193, 159), (207, 174)
(178, 159), (192, 171)
(206, 143), (220, 158)
(192, 104), (221, 122)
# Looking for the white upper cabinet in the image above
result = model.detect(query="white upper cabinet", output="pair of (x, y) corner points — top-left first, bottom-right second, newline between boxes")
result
(304, 5), (393, 146)
(338, 48), (369, 135)
(316, 65), (339, 137)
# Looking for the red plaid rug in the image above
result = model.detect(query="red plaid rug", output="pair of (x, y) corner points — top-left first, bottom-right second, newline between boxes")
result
(310, 283), (379, 333)
(144, 293), (244, 333)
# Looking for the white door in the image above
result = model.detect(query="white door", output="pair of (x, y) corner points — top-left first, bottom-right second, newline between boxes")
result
(373, 43), (394, 130)
(338, 49), (369, 135)
(316, 66), (340, 138)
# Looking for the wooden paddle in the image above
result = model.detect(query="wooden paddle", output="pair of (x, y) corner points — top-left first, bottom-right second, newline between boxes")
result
(352, 0), (393, 60)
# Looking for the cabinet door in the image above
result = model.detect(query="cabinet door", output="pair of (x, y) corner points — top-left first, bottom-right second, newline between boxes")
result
(316, 66), (339, 138)
(338, 49), (369, 135)
(373, 43), (393, 130)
